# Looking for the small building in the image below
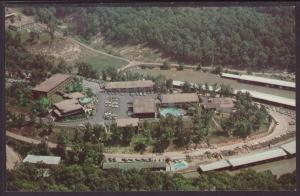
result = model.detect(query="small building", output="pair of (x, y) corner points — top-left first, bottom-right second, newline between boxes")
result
(160, 93), (199, 108)
(115, 118), (139, 128)
(202, 97), (234, 113)
(23, 155), (61, 165)
(132, 97), (157, 118)
(172, 80), (185, 88)
(52, 99), (83, 119)
(102, 161), (166, 171)
(104, 80), (154, 92)
(32, 74), (74, 101)
(221, 72), (295, 90)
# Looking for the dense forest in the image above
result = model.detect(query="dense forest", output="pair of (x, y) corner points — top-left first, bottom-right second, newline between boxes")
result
(21, 7), (295, 71)
(7, 163), (296, 191)
(6, 139), (296, 191)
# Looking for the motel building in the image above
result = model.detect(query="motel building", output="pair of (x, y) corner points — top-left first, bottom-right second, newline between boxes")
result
(22, 155), (61, 177)
(104, 80), (155, 93)
(115, 118), (140, 133)
(160, 93), (199, 109)
(220, 72), (295, 91)
(201, 97), (235, 114)
(198, 140), (295, 173)
(130, 97), (158, 118)
(32, 73), (74, 102)
(52, 99), (84, 120)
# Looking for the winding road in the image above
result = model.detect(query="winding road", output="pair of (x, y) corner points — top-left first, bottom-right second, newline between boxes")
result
(6, 109), (292, 160)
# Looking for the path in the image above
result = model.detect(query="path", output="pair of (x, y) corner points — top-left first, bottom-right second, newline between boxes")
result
(6, 145), (21, 170)
(6, 110), (292, 160)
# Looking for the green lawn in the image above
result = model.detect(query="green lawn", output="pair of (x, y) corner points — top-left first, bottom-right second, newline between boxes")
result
(72, 35), (129, 71)
(80, 53), (128, 72)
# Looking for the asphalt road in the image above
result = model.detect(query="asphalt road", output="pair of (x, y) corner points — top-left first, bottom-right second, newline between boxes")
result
(7, 110), (293, 161)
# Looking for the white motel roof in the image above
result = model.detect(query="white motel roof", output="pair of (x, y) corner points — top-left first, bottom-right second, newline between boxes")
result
(240, 75), (295, 89)
(221, 72), (242, 80)
(234, 89), (295, 107)
(23, 155), (61, 165)
(226, 148), (287, 167)
(280, 140), (296, 155)
(221, 72), (295, 89)
(199, 159), (231, 172)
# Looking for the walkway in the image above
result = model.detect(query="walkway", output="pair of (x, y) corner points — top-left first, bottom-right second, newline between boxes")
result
(6, 145), (21, 170)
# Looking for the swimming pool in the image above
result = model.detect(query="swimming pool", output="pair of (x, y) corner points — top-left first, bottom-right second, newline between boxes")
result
(79, 97), (92, 105)
(159, 108), (186, 117)
(172, 161), (189, 171)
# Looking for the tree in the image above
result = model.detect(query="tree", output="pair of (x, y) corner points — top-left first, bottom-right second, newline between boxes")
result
(134, 141), (146, 153)
(278, 170), (296, 190)
(212, 65), (223, 75)
(166, 79), (173, 90)
(85, 88), (94, 97)
(196, 64), (202, 71)
(177, 63), (184, 71)
(162, 61), (170, 70)
(182, 81), (191, 93)
(56, 129), (69, 158)
(219, 84), (233, 97)
(101, 70), (107, 81)
(35, 96), (49, 116)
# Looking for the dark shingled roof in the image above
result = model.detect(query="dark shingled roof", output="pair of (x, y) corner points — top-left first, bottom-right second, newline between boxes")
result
(32, 74), (72, 93)
(133, 97), (157, 114)
(161, 93), (199, 104)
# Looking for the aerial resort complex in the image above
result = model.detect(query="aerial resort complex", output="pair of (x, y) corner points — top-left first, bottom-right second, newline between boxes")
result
(5, 5), (296, 191)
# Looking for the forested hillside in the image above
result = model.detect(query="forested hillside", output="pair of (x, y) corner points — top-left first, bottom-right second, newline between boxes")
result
(21, 7), (295, 71)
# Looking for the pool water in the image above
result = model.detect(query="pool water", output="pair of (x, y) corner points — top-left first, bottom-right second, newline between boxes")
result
(159, 108), (186, 117)
(172, 161), (189, 171)
(79, 97), (92, 104)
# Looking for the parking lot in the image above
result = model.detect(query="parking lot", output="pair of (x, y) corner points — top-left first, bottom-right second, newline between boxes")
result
(87, 90), (158, 124)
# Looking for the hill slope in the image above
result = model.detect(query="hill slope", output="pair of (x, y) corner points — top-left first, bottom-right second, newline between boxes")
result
(21, 7), (295, 71)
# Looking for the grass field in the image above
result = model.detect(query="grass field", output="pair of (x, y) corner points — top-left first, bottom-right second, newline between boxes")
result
(71, 35), (129, 71)
(80, 53), (128, 72)
(135, 69), (295, 99)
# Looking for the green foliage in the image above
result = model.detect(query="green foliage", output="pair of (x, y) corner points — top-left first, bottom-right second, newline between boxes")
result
(219, 84), (234, 97)
(212, 65), (223, 75)
(221, 91), (269, 138)
(85, 88), (94, 97)
(66, 77), (83, 93)
(133, 141), (146, 153)
(177, 63), (184, 71)
(162, 61), (171, 70)
(166, 79), (173, 90)
(7, 164), (295, 191)
(76, 62), (99, 79)
(26, 7), (296, 71)
(277, 170), (296, 190)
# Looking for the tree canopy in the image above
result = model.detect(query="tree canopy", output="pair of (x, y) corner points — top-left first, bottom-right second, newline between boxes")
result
(22, 7), (295, 71)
